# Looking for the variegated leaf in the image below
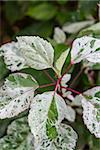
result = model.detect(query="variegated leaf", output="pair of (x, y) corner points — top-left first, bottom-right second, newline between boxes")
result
(0, 117), (34, 150)
(60, 73), (71, 97)
(63, 20), (94, 34)
(55, 48), (70, 75)
(34, 123), (77, 150)
(77, 86), (100, 138)
(79, 22), (100, 37)
(17, 36), (54, 70)
(28, 92), (77, 150)
(53, 27), (66, 44)
(0, 73), (38, 119)
(71, 36), (100, 64)
(0, 42), (26, 71)
(82, 59), (100, 71)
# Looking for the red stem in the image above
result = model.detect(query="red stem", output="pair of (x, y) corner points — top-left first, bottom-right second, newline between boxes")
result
(70, 68), (84, 87)
(61, 86), (81, 95)
(39, 83), (55, 88)
(52, 77), (62, 96)
(43, 70), (56, 83)
(52, 62), (73, 96)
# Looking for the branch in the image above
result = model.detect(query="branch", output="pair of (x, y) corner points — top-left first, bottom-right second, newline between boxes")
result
(61, 86), (81, 95)
(39, 83), (55, 88)
(43, 70), (56, 83)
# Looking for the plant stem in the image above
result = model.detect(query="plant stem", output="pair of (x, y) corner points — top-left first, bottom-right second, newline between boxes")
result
(52, 66), (61, 78)
(39, 83), (55, 88)
(62, 62), (73, 79)
(61, 86), (81, 95)
(43, 70), (56, 83)
(52, 78), (61, 96)
(70, 68), (84, 87)
(52, 62), (73, 96)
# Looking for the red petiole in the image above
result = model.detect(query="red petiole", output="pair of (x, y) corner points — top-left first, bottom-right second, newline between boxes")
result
(43, 70), (56, 83)
(39, 83), (55, 88)
(61, 86), (81, 95)
(53, 62), (73, 96)
(39, 60), (82, 96)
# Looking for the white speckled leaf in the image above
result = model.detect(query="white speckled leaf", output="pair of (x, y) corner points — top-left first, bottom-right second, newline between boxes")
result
(53, 27), (66, 44)
(55, 48), (70, 75)
(17, 36), (54, 70)
(28, 92), (77, 149)
(79, 86), (100, 138)
(0, 117), (34, 150)
(86, 51), (100, 63)
(61, 74), (71, 87)
(0, 42), (26, 71)
(59, 74), (76, 121)
(60, 73), (71, 97)
(63, 20), (94, 34)
(34, 123), (77, 150)
(71, 36), (100, 64)
(0, 73), (38, 119)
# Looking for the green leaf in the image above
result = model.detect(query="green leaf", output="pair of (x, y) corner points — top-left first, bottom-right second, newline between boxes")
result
(27, 3), (57, 20)
(14, 22), (53, 38)
(0, 57), (9, 81)
(7, 74), (37, 87)
(28, 92), (77, 149)
(4, 1), (27, 24)
(21, 68), (56, 92)
(89, 134), (100, 150)
(0, 73), (38, 119)
(77, 86), (100, 138)
(56, 0), (68, 5)
(79, 0), (99, 17)
(0, 117), (33, 150)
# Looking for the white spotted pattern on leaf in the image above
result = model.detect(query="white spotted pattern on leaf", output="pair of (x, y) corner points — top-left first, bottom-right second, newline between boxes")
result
(17, 36), (54, 70)
(28, 92), (77, 150)
(77, 86), (100, 138)
(0, 117), (34, 150)
(0, 42), (26, 71)
(0, 73), (39, 119)
(71, 36), (100, 64)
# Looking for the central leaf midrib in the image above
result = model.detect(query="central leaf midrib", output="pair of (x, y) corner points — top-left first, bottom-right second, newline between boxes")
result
(46, 95), (58, 140)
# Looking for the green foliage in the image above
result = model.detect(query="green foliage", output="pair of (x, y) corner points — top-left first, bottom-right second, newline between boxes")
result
(27, 3), (57, 20)
(0, 57), (9, 82)
(0, 117), (33, 150)
(14, 22), (53, 38)
(0, 0), (100, 149)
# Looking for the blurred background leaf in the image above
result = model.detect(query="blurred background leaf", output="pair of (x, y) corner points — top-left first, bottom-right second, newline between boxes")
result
(27, 3), (57, 20)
